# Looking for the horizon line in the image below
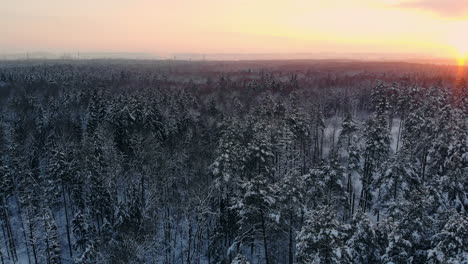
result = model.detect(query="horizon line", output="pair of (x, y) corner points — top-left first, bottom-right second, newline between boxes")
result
(0, 51), (457, 63)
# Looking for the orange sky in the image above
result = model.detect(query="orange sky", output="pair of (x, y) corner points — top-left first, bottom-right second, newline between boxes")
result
(1, 0), (468, 59)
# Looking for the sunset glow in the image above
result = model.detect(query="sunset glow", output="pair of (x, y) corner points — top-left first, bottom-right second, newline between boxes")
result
(455, 44), (467, 66)
(458, 53), (467, 66)
(1, 0), (468, 61)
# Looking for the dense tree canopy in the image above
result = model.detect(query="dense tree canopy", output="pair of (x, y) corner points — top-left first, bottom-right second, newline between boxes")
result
(0, 60), (466, 263)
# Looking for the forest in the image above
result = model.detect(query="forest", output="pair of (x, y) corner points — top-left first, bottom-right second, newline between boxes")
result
(0, 59), (466, 264)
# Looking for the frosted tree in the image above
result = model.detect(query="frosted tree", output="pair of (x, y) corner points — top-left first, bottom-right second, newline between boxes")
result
(344, 139), (361, 220)
(304, 157), (346, 213)
(373, 152), (419, 218)
(430, 106), (468, 212)
(44, 209), (61, 264)
(344, 211), (379, 263)
(231, 253), (251, 264)
(44, 133), (67, 208)
(428, 212), (468, 263)
(382, 189), (438, 263)
(212, 118), (245, 188)
(73, 211), (98, 264)
(310, 106), (325, 164)
(296, 206), (346, 264)
(84, 134), (113, 232)
(336, 109), (361, 220)
(210, 119), (246, 262)
(86, 88), (107, 137)
(276, 169), (306, 264)
(232, 174), (279, 264)
(360, 83), (391, 211)
(286, 93), (310, 174)
(337, 108), (358, 152)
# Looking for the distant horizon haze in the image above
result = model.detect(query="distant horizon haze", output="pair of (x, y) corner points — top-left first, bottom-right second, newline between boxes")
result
(0, 51), (462, 65)
(2, 1), (468, 60)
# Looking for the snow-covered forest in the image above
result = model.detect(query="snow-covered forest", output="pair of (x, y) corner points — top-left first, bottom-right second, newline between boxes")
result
(0, 60), (466, 263)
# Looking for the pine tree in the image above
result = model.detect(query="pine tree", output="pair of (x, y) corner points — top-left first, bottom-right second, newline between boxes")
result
(344, 211), (379, 263)
(361, 103), (390, 211)
(428, 212), (468, 263)
(232, 174), (279, 264)
(343, 139), (361, 220)
(304, 157), (346, 211)
(85, 134), (113, 231)
(296, 206), (346, 264)
(86, 89), (107, 136)
(337, 109), (358, 152)
(72, 212), (91, 252)
(277, 168), (306, 264)
(374, 152), (420, 213)
(311, 106), (325, 164)
(212, 119), (245, 187)
(382, 188), (438, 264)
(45, 135), (68, 208)
(44, 209), (61, 264)
(75, 242), (97, 264)
(73, 211), (98, 264)
(430, 106), (467, 212)
(231, 253), (251, 264)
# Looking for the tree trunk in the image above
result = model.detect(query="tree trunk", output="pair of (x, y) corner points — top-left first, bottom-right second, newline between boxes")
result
(61, 183), (73, 259)
(141, 174), (145, 208)
(421, 150), (428, 182)
(206, 226), (211, 264)
(260, 212), (270, 264)
(288, 211), (294, 264)
(27, 209), (38, 264)
(44, 217), (50, 264)
(14, 197), (31, 264)
(187, 222), (192, 264)
(395, 118), (404, 152)
(346, 174), (352, 220)
(3, 204), (17, 262)
(0, 245), (4, 264)
(1, 223), (10, 260)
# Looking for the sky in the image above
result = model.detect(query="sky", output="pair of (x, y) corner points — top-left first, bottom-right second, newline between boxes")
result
(1, 0), (468, 60)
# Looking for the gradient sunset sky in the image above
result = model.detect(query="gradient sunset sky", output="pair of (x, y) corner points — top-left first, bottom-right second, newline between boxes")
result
(1, 0), (468, 59)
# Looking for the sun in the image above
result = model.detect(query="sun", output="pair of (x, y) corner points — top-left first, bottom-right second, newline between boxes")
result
(446, 21), (468, 66)
(458, 53), (466, 66)
(449, 37), (467, 65)
(457, 49), (467, 66)
(453, 43), (467, 66)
